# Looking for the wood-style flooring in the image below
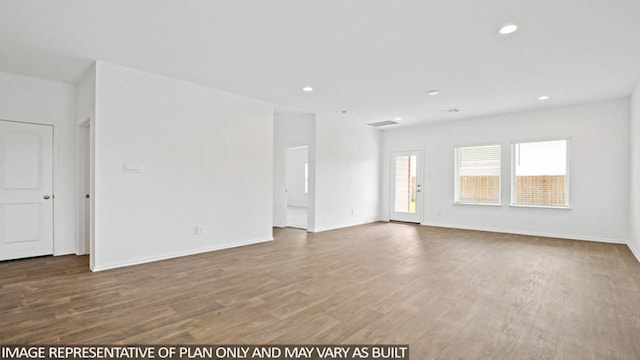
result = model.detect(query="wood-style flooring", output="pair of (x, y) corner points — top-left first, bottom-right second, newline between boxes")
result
(1, 222), (640, 359)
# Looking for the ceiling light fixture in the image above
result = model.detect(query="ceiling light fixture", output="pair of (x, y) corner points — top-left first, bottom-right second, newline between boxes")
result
(538, 95), (550, 100)
(427, 90), (440, 96)
(498, 24), (518, 35)
(302, 86), (313, 92)
(394, 117), (402, 121)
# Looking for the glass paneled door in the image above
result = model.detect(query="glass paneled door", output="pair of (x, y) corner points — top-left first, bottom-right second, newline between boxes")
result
(390, 151), (422, 223)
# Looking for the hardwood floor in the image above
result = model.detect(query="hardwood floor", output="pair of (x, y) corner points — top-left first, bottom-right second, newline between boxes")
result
(1, 222), (639, 359)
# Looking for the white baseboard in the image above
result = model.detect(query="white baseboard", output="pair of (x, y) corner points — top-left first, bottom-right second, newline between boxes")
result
(312, 219), (378, 233)
(53, 249), (77, 256)
(420, 221), (627, 244)
(628, 242), (640, 263)
(90, 236), (273, 272)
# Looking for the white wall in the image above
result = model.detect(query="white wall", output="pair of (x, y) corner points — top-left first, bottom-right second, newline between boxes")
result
(76, 65), (96, 126)
(92, 61), (274, 271)
(0, 71), (77, 255)
(273, 110), (315, 228)
(314, 115), (381, 232)
(630, 81), (640, 260)
(382, 99), (629, 243)
(286, 147), (308, 207)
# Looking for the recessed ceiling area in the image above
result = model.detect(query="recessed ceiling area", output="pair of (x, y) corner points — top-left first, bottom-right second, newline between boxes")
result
(1, 0), (639, 127)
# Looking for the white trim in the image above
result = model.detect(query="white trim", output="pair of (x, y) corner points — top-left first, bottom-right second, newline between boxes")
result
(420, 221), (627, 244)
(454, 202), (502, 206)
(312, 220), (378, 233)
(53, 249), (77, 256)
(509, 204), (571, 210)
(509, 136), (573, 146)
(628, 242), (640, 263)
(90, 236), (273, 272)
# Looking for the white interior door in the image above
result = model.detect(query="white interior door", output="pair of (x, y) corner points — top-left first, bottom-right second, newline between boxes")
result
(390, 151), (422, 223)
(0, 121), (53, 261)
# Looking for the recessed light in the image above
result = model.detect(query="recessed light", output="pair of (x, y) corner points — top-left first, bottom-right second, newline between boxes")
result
(498, 24), (518, 35)
(427, 90), (440, 96)
(538, 95), (550, 100)
(302, 86), (313, 92)
(394, 117), (402, 121)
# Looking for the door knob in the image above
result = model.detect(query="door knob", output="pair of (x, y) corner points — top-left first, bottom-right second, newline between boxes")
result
(43, 195), (50, 200)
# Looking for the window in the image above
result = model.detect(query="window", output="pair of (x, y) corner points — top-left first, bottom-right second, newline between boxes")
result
(512, 139), (568, 207)
(455, 145), (501, 204)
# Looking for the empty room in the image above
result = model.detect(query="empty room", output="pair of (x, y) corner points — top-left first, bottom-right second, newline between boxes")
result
(1, 1), (640, 359)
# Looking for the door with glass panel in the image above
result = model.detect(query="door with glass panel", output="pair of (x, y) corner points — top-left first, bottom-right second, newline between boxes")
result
(390, 151), (422, 223)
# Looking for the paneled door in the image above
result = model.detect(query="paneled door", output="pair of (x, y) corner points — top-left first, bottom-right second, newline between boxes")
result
(390, 151), (422, 223)
(0, 121), (53, 261)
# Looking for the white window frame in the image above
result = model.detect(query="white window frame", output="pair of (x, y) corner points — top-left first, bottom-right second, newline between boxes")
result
(454, 144), (502, 206)
(510, 138), (570, 209)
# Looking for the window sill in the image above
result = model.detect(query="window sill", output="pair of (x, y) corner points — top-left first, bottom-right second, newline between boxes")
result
(453, 202), (502, 207)
(509, 204), (571, 210)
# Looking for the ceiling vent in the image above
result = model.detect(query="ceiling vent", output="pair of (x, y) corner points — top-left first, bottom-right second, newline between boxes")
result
(368, 120), (398, 127)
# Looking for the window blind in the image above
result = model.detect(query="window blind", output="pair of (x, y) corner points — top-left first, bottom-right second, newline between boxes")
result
(455, 145), (501, 204)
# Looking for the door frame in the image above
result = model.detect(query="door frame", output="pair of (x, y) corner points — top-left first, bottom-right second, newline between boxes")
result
(77, 118), (91, 255)
(389, 150), (423, 223)
(285, 145), (309, 230)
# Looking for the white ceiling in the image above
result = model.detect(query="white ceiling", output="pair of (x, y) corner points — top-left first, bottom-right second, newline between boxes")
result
(1, 0), (639, 127)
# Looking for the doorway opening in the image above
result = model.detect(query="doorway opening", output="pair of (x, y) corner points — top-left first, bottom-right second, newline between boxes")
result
(77, 119), (91, 257)
(286, 146), (308, 229)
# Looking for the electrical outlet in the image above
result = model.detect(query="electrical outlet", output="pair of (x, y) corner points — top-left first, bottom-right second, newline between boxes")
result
(351, 208), (355, 215)
(195, 226), (204, 235)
